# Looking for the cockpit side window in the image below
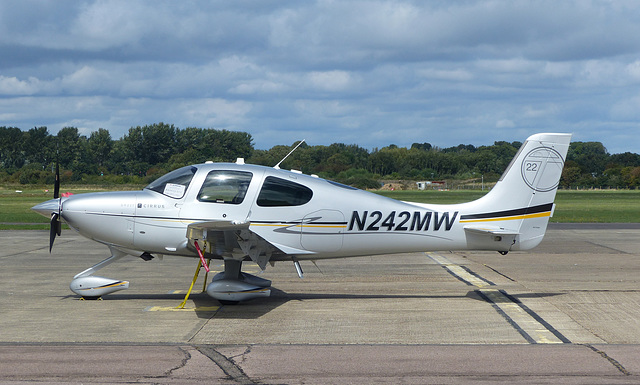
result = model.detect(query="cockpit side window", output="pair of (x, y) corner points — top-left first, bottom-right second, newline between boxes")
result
(145, 166), (196, 199)
(257, 176), (313, 207)
(198, 170), (253, 204)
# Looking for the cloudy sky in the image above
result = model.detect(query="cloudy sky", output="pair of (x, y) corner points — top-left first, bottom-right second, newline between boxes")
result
(1, 0), (640, 153)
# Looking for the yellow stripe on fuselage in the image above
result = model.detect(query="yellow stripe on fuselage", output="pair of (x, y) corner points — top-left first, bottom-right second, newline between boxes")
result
(251, 223), (346, 229)
(459, 211), (551, 224)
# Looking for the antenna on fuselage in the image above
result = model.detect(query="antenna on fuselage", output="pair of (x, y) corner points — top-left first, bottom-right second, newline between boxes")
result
(274, 139), (305, 170)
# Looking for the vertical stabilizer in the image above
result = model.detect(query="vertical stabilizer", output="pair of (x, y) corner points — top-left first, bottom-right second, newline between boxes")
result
(459, 133), (571, 250)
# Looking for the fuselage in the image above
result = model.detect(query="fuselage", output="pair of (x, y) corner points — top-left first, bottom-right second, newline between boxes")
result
(33, 162), (487, 261)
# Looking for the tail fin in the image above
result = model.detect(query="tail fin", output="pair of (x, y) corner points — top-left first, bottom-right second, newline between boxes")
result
(459, 133), (571, 251)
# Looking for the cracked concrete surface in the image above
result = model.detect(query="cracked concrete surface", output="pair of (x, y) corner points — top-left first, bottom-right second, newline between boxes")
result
(0, 227), (639, 383)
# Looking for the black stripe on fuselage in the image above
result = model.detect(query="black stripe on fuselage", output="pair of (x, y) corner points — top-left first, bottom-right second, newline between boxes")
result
(460, 203), (553, 221)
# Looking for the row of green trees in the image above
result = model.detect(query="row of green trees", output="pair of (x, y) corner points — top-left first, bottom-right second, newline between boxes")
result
(1, 124), (253, 185)
(1, 123), (639, 189)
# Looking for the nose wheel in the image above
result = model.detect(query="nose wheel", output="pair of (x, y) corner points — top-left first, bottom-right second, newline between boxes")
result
(69, 247), (130, 299)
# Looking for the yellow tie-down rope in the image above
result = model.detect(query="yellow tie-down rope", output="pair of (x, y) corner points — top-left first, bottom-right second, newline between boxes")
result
(176, 240), (211, 309)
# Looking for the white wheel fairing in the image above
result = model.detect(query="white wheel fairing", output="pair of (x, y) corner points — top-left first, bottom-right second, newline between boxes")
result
(70, 276), (129, 297)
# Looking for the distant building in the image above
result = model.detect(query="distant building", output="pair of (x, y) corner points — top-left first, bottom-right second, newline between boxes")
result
(416, 181), (446, 190)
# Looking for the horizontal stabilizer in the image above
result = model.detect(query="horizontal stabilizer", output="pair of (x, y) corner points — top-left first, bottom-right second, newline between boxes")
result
(463, 225), (519, 252)
(463, 225), (520, 236)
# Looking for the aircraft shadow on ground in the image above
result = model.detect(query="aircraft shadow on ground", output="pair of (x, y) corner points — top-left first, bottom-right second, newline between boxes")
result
(208, 289), (568, 320)
(56, 293), (189, 301)
(465, 290), (566, 303)
(53, 289), (567, 320)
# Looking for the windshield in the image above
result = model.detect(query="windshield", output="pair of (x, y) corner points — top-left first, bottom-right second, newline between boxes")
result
(145, 166), (197, 199)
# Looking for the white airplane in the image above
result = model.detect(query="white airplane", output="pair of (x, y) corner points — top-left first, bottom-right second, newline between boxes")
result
(32, 133), (571, 304)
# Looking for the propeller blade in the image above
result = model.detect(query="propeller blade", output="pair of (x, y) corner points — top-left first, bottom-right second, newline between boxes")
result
(49, 212), (60, 252)
(55, 214), (62, 236)
(48, 162), (63, 252)
(53, 163), (60, 199)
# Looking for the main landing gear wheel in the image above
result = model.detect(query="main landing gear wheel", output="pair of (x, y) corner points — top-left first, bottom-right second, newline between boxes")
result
(206, 259), (272, 304)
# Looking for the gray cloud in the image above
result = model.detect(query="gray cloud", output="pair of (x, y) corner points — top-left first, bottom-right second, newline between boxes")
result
(1, 0), (639, 153)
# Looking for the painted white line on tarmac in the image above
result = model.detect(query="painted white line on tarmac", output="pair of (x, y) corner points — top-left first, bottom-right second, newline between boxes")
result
(427, 252), (569, 344)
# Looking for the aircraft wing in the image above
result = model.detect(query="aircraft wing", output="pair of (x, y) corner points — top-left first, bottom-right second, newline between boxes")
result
(186, 220), (302, 270)
(187, 220), (250, 234)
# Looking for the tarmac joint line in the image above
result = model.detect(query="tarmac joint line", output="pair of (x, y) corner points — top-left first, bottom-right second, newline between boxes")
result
(583, 344), (631, 376)
(164, 346), (192, 378)
(482, 263), (516, 281)
(196, 345), (256, 384)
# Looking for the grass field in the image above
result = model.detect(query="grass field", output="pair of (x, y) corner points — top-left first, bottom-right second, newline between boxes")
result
(373, 189), (640, 223)
(1, 185), (639, 230)
(0, 185), (142, 230)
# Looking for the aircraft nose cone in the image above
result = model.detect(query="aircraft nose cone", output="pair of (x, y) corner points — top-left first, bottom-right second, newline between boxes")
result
(31, 199), (59, 218)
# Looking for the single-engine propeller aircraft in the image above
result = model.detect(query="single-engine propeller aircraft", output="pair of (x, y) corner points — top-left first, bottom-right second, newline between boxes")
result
(32, 133), (571, 304)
